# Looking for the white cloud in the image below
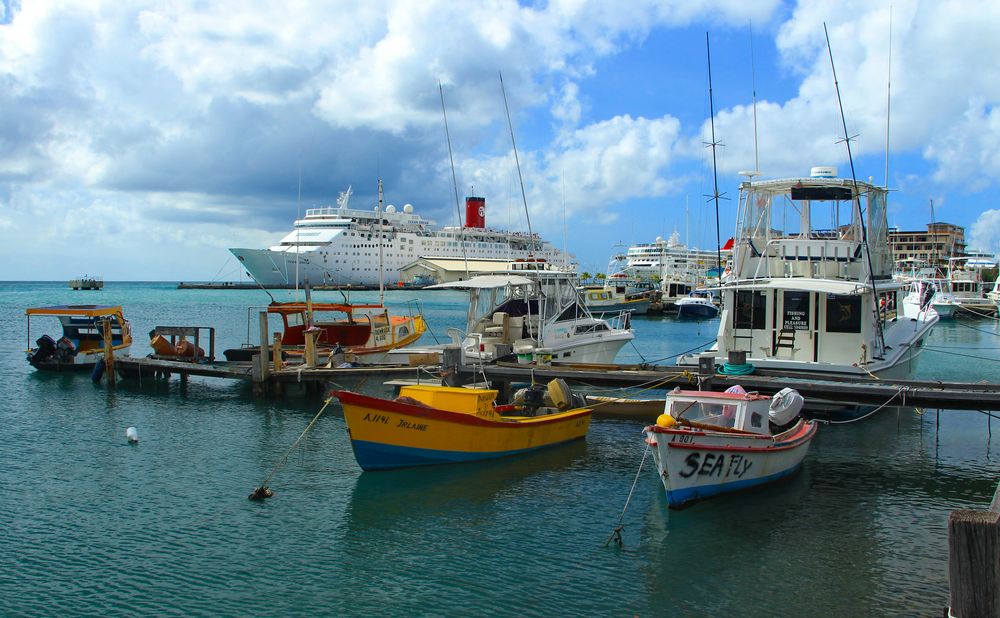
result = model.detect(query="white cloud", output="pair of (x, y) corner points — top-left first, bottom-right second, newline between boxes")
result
(969, 209), (1000, 254)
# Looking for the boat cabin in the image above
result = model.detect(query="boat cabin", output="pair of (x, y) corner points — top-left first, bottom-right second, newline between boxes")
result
(665, 390), (772, 436)
(26, 305), (131, 354)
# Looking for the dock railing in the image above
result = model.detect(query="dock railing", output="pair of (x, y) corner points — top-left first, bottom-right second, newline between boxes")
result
(948, 480), (1000, 616)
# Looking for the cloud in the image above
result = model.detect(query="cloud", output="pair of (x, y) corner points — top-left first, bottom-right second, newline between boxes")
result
(969, 209), (1000, 254)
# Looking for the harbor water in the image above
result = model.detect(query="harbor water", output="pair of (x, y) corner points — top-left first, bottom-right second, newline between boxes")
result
(2, 281), (999, 616)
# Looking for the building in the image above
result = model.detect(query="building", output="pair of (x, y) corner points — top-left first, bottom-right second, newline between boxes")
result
(399, 257), (518, 286)
(889, 222), (966, 273)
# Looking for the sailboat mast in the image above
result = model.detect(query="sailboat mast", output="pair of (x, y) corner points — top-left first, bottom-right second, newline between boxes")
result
(377, 179), (385, 305)
(499, 71), (535, 253)
(706, 33), (723, 277)
(438, 82), (470, 280)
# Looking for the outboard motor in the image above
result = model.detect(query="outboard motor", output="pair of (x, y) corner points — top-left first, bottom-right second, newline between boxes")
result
(769, 387), (804, 431)
(30, 335), (56, 365)
(521, 383), (548, 416)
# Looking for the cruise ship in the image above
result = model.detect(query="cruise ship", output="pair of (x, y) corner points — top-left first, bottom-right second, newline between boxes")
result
(230, 187), (574, 287)
(625, 231), (728, 281)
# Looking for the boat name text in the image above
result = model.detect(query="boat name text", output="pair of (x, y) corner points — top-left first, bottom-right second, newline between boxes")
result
(678, 453), (753, 479)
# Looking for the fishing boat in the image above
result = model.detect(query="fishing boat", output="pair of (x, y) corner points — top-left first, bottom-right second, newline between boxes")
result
(427, 259), (634, 364)
(68, 275), (103, 290)
(224, 300), (426, 363)
(643, 386), (817, 508)
(333, 382), (592, 470)
(675, 290), (720, 319)
(678, 167), (938, 378)
(25, 305), (132, 371)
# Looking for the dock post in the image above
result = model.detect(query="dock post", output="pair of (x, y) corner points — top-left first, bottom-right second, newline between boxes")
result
(258, 312), (271, 379)
(304, 329), (319, 368)
(947, 481), (1000, 616)
(698, 354), (715, 391)
(102, 318), (116, 386)
(273, 333), (283, 372)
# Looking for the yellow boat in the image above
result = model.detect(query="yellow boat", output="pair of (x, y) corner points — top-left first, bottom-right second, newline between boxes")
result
(334, 383), (592, 471)
(25, 305), (132, 372)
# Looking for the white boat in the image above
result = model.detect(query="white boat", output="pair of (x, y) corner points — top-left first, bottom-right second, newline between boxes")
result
(942, 257), (997, 317)
(643, 386), (817, 508)
(678, 167), (938, 378)
(388, 259), (634, 365)
(230, 187), (573, 287)
(580, 253), (656, 315)
(626, 230), (728, 282)
(675, 290), (720, 320)
(900, 279), (957, 319)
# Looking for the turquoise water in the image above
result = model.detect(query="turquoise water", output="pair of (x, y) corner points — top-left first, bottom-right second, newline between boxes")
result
(2, 282), (999, 616)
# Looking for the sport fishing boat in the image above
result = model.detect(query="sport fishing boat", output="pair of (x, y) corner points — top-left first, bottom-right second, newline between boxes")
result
(25, 305), (132, 371)
(224, 300), (426, 364)
(678, 167), (938, 378)
(420, 259), (634, 364)
(643, 386), (816, 508)
(334, 381), (592, 470)
(230, 186), (573, 287)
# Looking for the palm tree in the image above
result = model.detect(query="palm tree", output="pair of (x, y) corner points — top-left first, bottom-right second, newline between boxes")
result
(580, 271), (592, 284)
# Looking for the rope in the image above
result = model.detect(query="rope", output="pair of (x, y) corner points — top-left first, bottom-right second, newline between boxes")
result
(604, 441), (650, 548)
(825, 386), (908, 424)
(718, 361), (754, 375)
(922, 347), (1000, 364)
(249, 397), (334, 500)
(955, 305), (1000, 320)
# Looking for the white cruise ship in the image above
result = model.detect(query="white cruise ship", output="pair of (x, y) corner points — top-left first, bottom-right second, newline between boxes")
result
(230, 187), (574, 287)
(625, 231), (728, 281)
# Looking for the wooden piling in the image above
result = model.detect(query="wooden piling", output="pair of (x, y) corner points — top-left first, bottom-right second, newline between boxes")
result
(948, 481), (1000, 617)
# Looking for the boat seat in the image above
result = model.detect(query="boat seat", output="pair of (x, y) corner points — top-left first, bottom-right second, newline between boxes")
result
(484, 312), (508, 338)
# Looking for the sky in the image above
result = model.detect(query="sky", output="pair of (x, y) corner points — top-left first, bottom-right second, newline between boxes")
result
(2, 0), (1000, 281)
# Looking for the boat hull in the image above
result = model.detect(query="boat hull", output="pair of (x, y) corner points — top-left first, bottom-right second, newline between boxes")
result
(335, 390), (592, 471)
(644, 419), (817, 508)
(675, 302), (719, 320)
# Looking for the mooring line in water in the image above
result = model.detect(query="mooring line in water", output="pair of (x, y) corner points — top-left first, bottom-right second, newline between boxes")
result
(824, 386), (909, 425)
(249, 397), (334, 501)
(604, 442), (650, 548)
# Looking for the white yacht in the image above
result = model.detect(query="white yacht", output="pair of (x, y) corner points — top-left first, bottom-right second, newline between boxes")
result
(231, 187), (573, 287)
(626, 230), (728, 283)
(679, 167), (938, 378)
(387, 259), (634, 365)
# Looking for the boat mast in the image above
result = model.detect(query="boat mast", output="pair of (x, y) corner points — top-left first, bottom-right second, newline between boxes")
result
(499, 71), (535, 256)
(438, 82), (470, 280)
(884, 6), (893, 191)
(705, 33), (724, 279)
(749, 19), (760, 175)
(377, 178), (385, 305)
(824, 23), (886, 356)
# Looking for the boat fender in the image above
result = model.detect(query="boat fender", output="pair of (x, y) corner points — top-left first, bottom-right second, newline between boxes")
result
(769, 388), (804, 426)
(91, 360), (105, 382)
(125, 427), (138, 444)
(656, 413), (677, 428)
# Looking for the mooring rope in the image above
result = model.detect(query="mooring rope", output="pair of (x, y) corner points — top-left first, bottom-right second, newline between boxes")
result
(824, 386), (909, 425)
(604, 441), (650, 548)
(249, 397), (334, 500)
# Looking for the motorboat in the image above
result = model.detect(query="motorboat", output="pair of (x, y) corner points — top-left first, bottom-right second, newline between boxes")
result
(25, 305), (132, 371)
(333, 381), (592, 470)
(224, 300), (426, 364)
(678, 167), (938, 378)
(901, 279), (956, 320)
(643, 386), (817, 508)
(675, 290), (720, 319)
(428, 259), (634, 364)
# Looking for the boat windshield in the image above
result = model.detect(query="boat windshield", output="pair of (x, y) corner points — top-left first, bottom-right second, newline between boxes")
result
(667, 398), (741, 429)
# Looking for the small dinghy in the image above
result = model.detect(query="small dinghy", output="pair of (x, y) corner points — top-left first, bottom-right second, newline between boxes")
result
(643, 386), (816, 508)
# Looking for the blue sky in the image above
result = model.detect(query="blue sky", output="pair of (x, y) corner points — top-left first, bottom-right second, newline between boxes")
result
(2, 0), (999, 280)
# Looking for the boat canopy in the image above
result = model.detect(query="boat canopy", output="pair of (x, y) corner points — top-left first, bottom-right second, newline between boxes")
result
(25, 305), (125, 317)
(717, 279), (878, 295)
(427, 275), (535, 290)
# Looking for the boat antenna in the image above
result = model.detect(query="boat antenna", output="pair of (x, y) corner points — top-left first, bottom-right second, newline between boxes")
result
(499, 71), (535, 254)
(749, 20), (760, 175)
(377, 178), (385, 305)
(884, 5), (893, 190)
(295, 163), (302, 299)
(439, 81), (470, 280)
(824, 22), (886, 355)
(705, 33), (725, 279)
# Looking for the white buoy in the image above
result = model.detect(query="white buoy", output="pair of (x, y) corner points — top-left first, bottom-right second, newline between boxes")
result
(126, 427), (139, 444)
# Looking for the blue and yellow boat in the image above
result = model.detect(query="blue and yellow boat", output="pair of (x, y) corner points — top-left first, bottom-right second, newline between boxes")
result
(334, 384), (592, 471)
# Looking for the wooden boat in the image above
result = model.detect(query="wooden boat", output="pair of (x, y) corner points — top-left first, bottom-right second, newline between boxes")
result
(334, 383), (592, 471)
(584, 395), (664, 420)
(224, 301), (426, 363)
(25, 305), (132, 371)
(643, 386), (817, 508)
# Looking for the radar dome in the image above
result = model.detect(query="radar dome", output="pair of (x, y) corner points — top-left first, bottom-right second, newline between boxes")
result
(655, 236), (664, 243)
(403, 204), (414, 214)
(385, 205), (396, 213)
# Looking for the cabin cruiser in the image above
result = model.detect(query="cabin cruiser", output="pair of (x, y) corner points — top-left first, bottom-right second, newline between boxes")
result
(387, 259), (634, 365)
(678, 167), (938, 378)
(675, 290), (720, 320)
